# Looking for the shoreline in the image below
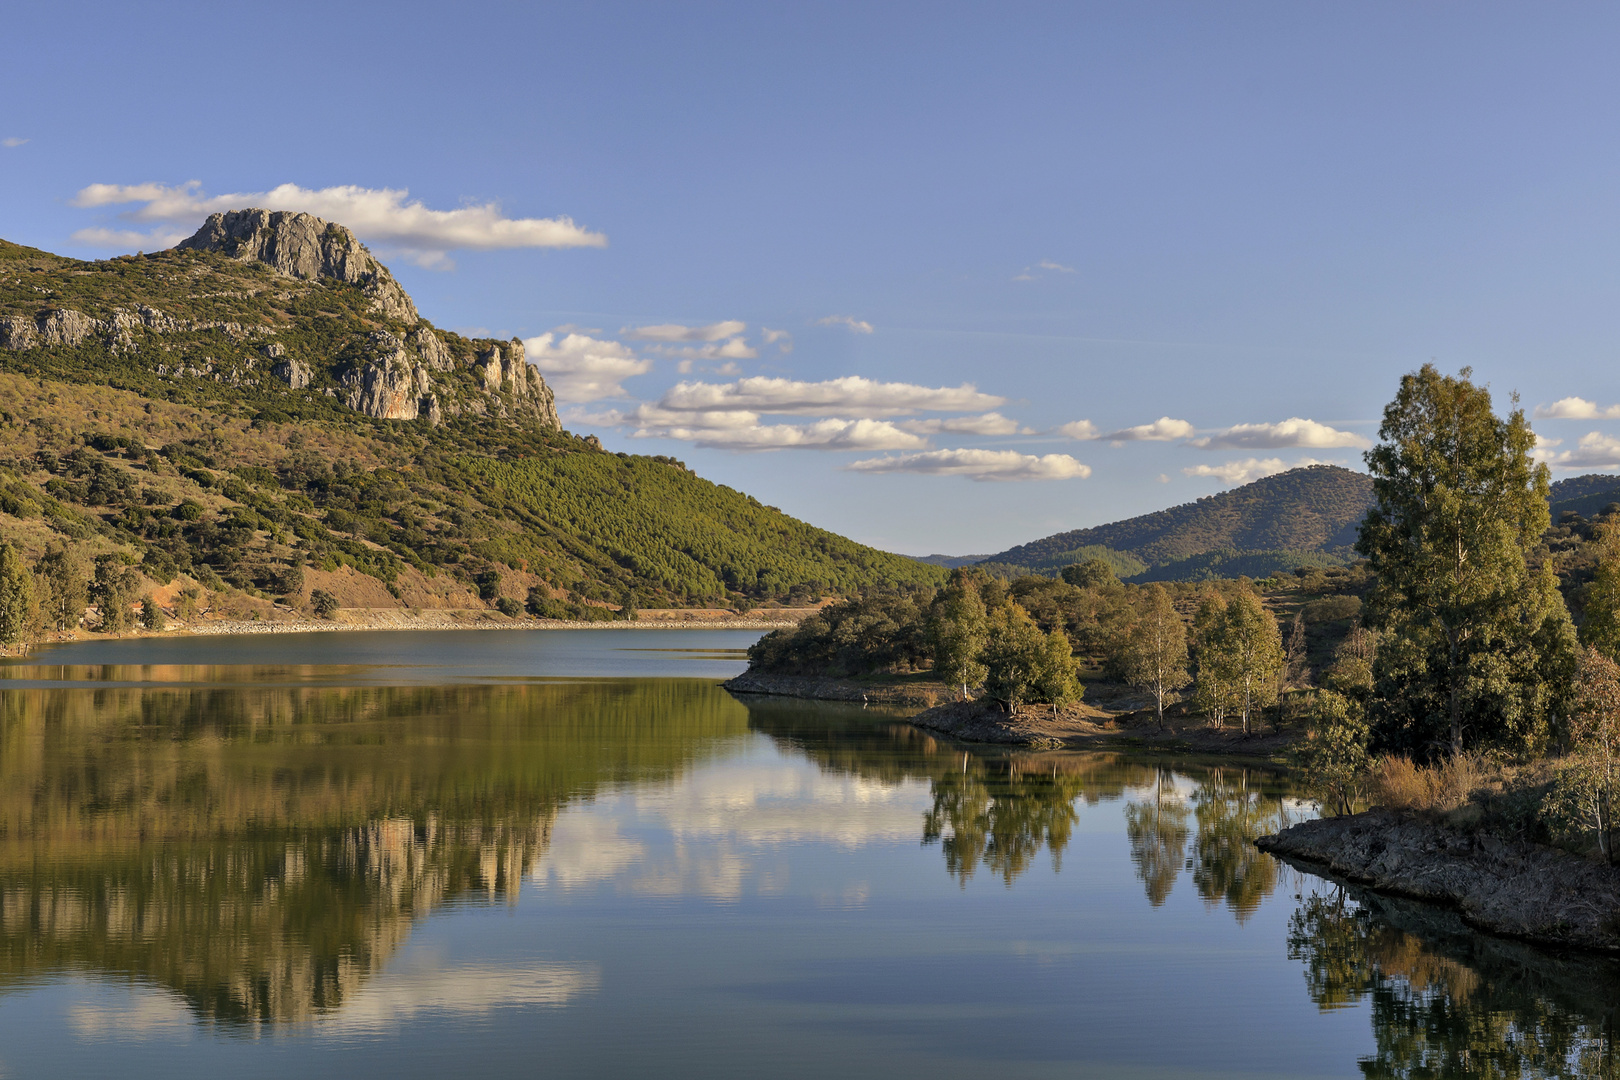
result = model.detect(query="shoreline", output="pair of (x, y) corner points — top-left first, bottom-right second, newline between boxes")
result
(1256, 809), (1620, 952)
(29, 609), (801, 644)
(723, 670), (1298, 758)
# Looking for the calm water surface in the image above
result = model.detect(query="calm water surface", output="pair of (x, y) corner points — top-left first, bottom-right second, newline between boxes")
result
(0, 630), (1615, 1078)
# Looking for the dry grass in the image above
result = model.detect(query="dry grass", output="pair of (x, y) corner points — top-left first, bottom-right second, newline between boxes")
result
(1369, 753), (1490, 812)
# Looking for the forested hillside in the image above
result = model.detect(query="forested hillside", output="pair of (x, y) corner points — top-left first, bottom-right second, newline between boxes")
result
(0, 213), (941, 627)
(980, 465), (1374, 580)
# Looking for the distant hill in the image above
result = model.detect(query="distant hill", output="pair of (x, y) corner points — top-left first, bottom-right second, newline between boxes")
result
(979, 465), (1375, 582)
(912, 553), (992, 569)
(1549, 473), (1620, 521)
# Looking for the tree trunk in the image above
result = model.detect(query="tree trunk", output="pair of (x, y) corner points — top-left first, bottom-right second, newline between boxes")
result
(1447, 626), (1463, 757)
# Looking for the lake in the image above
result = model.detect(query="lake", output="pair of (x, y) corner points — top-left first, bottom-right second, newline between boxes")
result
(0, 629), (1615, 1078)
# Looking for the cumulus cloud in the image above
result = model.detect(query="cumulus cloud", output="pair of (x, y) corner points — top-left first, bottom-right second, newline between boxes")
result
(68, 180), (605, 265)
(652, 338), (758, 361)
(524, 331), (651, 403)
(2, 137), (27, 149)
(622, 320), (747, 343)
(1102, 417), (1197, 443)
(1534, 397), (1620, 420)
(1057, 419), (1099, 440)
(1191, 417), (1369, 450)
(1540, 432), (1620, 469)
(897, 412), (1031, 436)
(761, 327), (793, 354)
(67, 226), (190, 250)
(1184, 457), (1328, 485)
(656, 375), (1003, 418)
(631, 408), (928, 451)
(846, 448), (1091, 481)
(816, 315), (874, 334)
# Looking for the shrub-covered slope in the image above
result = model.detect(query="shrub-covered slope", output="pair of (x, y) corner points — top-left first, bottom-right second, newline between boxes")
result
(0, 215), (941, 619)
(981, 465), (1375, 579)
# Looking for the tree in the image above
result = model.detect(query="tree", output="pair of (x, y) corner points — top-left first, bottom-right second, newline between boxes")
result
(1119, 584), (1191, 730)
(0, 542), (35, 651)
(1324, 619), (1377, 698)
(311, 589), (340, 620)
(1278, 611), (1310, 729)
(1580, 518), (1620, 661)
(1292, 691), (1371, 817)
(35, 544), (87, 633)
(981, 602), (1047, 711)
(140, 595), (166, 632)
(1062, 558), (1118, 589)
(1032, 628), (1082, 712)
(1192, 590), (1239, 728)
(931, 571), (988, 700)
(1223, 592), (1285, 735)
(90, 554), (140, 633)
(1546, 646), (1620, 862)
(1358, 365), (1576, 758)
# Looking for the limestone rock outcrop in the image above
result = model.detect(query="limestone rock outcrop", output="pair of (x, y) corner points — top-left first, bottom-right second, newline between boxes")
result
(271, 357), (312, 389)
(177, 208), (420, 324)
(342, 330), (436, 421)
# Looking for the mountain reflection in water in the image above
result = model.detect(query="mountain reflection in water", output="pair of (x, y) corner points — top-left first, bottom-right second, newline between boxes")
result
(1, 652), (1617, 1079)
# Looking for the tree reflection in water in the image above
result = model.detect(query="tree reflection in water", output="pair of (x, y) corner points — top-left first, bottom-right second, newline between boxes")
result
(1121, 764), (1291, 917)
(1288, 882), (1620, 1078)
(1124, 767), (1190, 906)
(921, 756), (1088, 886)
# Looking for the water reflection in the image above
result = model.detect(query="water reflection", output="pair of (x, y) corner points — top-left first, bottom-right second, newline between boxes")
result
(1287, 874), (1620, 1077)
(0, 678), (746, 1024)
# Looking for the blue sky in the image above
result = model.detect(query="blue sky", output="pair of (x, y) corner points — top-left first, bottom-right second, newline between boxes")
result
(6, 2), (1620, 554)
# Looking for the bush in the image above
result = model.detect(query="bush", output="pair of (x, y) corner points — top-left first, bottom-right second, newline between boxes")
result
(496, 596), (523, 618)
(140, 595), (165, 632)
(1368, 753), (1486, 812)
(310, 589), (339, 619)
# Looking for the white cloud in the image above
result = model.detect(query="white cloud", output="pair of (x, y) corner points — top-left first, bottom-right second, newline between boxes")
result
(2, 137), (27, 149)
(1015, 259), (1077, 281)
(68, 180), (605, 263)
(1104, 417), (1197, 442)
(1541, 431), (1620, 469)
(761, 327), (793, 354)
(1191, 417), (1370, 450)
(816, 315), (874, 334)
(1183, 457), (1328, 485)
(898, 412), (1031, 436)
(1039, 259), (1076, 273)
(1534, 396), (1620, 420)
(650, 337), (758, 361)
(622, 320), (747, 343)
(66, 226), (190, 250)
(1057, 419), (1099, 440)
(634, 410), (928, 451)
(656, 375), (1003, 418)
(846, 448), (1091, 481)
(523, 331), (651, 403)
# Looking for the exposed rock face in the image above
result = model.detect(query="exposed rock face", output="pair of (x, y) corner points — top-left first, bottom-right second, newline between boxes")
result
(176, 208), (419, 324)
(1, 304), (199, 352)
(1257, 809), (1620, 951)
(272, 357), (312, 389)
(342, 331), (435, 421)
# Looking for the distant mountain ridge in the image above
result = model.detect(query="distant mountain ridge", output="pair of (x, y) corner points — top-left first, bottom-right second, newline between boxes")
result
(979, 465), (1375, 582)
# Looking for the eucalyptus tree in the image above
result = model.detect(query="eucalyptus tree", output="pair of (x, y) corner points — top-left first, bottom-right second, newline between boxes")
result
(1356, 364), (1575, 757)
(931, 571), (988, 700)
(0, 542), (35, 651)
(1120, 584), (1191, 730)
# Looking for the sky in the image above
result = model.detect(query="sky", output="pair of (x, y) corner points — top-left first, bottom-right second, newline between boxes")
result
(6, 2), (1620, 555)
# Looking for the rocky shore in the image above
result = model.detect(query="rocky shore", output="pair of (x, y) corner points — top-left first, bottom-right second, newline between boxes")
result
(1257, 810), (1620, 951)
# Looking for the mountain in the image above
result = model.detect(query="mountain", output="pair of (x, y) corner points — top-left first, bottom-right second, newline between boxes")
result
(912, 553), (992, 569)
(1549, 473), (1620, 521)
(0, 210), (942, 620)
(978, 464), (1375, 582)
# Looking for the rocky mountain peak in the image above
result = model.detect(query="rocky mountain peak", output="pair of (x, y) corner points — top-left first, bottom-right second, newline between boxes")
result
(176, 208), (419, 324)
